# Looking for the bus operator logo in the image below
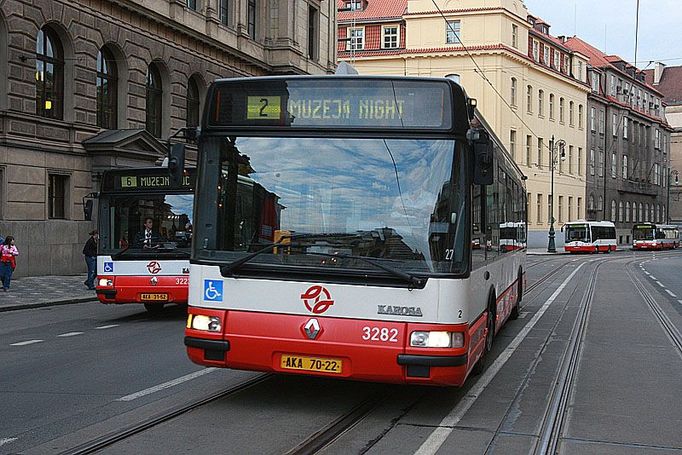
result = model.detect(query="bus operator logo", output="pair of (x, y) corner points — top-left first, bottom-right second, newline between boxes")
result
(301, 285), (334, 314)
(147, 261), (162, 274)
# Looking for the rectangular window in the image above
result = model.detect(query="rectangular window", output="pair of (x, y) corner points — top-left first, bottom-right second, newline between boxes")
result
(577, 197), (582, 220)
(553, 51), (560, 70)
(599, 110), (605, 134)
(348, 27), (364, 50)
(538, 90), (544, 117)
(590, 107), (596, 131)
(512, 24), (518, 48)
(611, 152), (617, 178)
(510, 130), (517, 163)
(537, 194), (542, 225)
(220, 0), (229, 25)
(622, 155), (628, 179)
(612, 113), (617, 136)
(589, 149), (595, 176)
(623, 117), (628, 139)
(48, 174), (68, 219)
(247, 0), (256, 38)
(568, 145), (574, 174)
(533, 40), (539, 61)
(578, 147), (583, 176)
(383, 26), (399, 49)
(511, 78), (517, 106)
(591, 72), (600, 92)
(526, 135), (532, 167)
(527, 86), (533, 113)
(568, 196), (573, 222)
(446, 20), (461, 44)
(558, 196), (564, 223)
(308, 6), (319, 59)
(598, 150), (604, 177)
(543, 45), (550, 66)
(537, 138), (543, 168)
(655, 129), (661, 149)
(187, 0), (197, 10)
(559, 98), (565, 123)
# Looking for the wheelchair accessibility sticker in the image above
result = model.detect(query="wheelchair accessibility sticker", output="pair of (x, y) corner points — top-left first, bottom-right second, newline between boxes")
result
(103, 262), (114, 273)
(203, 280), (223, 302)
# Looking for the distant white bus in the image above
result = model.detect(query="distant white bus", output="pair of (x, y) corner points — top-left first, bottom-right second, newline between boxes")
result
(563, 220), (617, 253)
(499, 222), (527, 252)
(632, 223), (679, 250)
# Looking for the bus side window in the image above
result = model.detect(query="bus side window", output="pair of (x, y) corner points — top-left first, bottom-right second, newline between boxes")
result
(471, 183), (485, 269)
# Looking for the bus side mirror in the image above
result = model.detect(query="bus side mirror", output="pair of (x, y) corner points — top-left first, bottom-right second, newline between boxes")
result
(469, 128), (493, 185)
(83, 199), (94, 221)
(169, 143), (186, 188)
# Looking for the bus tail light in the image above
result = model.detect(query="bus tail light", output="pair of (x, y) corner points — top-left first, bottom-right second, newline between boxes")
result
(410, 331), (464, 348)
(187, 314), (222, 332)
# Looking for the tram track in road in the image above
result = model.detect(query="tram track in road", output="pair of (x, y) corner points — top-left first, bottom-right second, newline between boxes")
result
(59, 373), (272, 455)
(627, 263), (682, 357)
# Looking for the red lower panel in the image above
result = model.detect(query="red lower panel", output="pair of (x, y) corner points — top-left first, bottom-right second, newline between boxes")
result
(96, 275), (188, 304)
(186, 309), (474, 386)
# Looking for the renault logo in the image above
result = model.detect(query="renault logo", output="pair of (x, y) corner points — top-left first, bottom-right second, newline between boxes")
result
(150, 276), (158, 286)
(303, 319), (321, 340)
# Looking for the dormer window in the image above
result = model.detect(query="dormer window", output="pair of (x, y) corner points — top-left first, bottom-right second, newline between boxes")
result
(346, 0), (362, 11)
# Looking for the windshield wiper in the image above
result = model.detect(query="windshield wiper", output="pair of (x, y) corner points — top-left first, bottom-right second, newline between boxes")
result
(110, 246), (190, 259)
(220, 233), (360, 276)
(302, 251), (426, 288)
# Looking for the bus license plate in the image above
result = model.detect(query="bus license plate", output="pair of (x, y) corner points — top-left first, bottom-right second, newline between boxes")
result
(140, 293), (168, 301)
(280, 354), (343, 374)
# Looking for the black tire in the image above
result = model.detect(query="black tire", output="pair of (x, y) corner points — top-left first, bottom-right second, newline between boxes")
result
(510, 273), (522, 320)
(472, 299), (496, 375)
(144, 302), (165, 314)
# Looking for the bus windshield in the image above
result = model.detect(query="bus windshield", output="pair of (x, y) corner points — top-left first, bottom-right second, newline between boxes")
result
(566, 224), (589, 242)
(633, 226), (654, 240)
(201, 136), (466, 275)
(100, 194), (194, 256)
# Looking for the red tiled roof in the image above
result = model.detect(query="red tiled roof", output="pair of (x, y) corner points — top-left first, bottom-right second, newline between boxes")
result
(337, 0), (407, 22)
(643, 66), (682, 106)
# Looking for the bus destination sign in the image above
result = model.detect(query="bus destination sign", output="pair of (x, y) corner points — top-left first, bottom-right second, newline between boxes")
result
(113, 172), (194, 191)
(210, 79), (453, 130)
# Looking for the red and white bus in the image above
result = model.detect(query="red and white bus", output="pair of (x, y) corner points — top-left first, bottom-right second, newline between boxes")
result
(500, 222), (527, 252)
(184, 75), (527, 386)
(632, 223), (679, 250)
(96, 167), (195, 313)
(563, 220), (617, 253)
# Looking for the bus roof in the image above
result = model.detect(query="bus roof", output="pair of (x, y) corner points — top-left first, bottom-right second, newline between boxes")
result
(563, 220), (615, 227)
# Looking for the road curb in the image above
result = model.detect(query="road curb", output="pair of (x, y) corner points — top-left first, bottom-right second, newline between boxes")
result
(0, 297), (98, 312)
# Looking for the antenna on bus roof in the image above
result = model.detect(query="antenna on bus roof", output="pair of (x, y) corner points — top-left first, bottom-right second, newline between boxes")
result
(336, 61), (359, 75)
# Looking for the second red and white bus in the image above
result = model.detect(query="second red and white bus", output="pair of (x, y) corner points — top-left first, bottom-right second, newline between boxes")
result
(632, 223), (679, 250)
(96, 167), (195, 313)
(563, 220), (617, 253)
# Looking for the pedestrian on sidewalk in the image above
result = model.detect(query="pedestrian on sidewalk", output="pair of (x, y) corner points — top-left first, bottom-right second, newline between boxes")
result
(0, 236), (19, 291)
(83, 230), (98, 290)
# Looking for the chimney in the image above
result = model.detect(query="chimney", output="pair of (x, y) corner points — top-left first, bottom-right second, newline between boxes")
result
(654, 62), (665, 85)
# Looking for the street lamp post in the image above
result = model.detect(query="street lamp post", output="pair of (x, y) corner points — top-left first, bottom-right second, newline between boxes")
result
(667, 169), (679, 223)
(548, 135), (566, 253)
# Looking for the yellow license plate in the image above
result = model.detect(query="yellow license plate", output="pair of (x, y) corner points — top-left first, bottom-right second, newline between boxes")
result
(280, 354), (343, 374)
(140, 293), (168, 301)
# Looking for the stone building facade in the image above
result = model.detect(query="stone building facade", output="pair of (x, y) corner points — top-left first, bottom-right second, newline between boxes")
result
(565, 37), (672, 244)
(0, 0), (336, 277)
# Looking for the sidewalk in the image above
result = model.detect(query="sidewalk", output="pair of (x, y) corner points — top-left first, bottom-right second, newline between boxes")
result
(0, 274), (97, 312)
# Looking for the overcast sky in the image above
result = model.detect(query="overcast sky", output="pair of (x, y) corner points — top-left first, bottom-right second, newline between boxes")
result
(523, 0), (681, 70)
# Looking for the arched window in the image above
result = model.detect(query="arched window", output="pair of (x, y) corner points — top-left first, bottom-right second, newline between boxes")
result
(588, 194), (595, 211)
(510, 77), (517, 106)
(650, 204), (655, 222)
(186, 76), (200, 128)
(656, 204), (660, 223)
(146, 64), (163, 138)
(96, 48), (118, 129)
(639, 203), (643, 222)
(569, 101), (574, 126)
(611, 200), (616, 222)
(549, 93), (555, 120)
(626, 201), (630, 222)
(645, 203), (649, 222)
(36, 27), (64, 119)
(618, 201), (623, 223)
(538, 89), (544, 117)
(598, 195), (603, 211)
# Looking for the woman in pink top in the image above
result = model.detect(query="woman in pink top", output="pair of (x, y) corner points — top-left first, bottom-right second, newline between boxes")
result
(0, 235), (19, 291)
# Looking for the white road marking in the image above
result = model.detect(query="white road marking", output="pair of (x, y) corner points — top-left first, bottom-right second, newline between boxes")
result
(650, 275), (656, 280)
(656, 281), (665, 288)
(10, 340), (43, 346)
(643, 271), (650, 275)
(415, 263), (586, 455)
(95, 325), (119, 330)
(116, 368), (217, 402)
(0, 438), (18, 447)
(57, 332), (84, 337)
(666, 290), (677, 297)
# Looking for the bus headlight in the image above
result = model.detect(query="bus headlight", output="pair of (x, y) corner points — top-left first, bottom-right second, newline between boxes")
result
(187, 314), (222, 332)
(410, 331), (464, 348)
(98, 278), (113, 287)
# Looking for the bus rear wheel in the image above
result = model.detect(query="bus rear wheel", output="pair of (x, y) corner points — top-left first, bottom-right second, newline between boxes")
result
(473, 300), (495, 375)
